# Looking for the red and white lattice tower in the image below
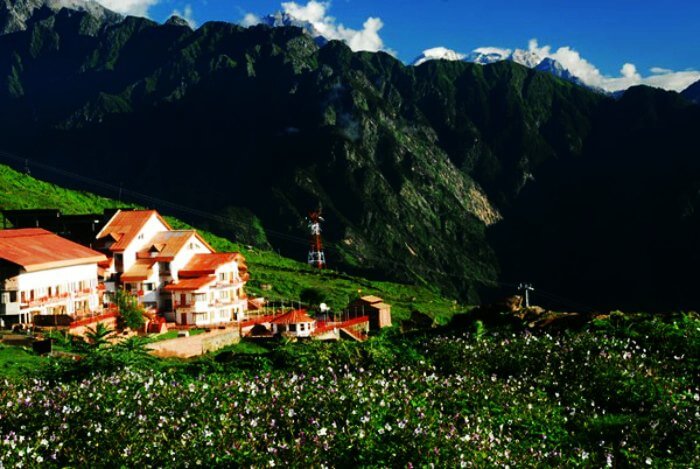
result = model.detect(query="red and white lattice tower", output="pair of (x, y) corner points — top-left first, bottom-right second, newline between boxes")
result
(307, 209), (326, 269)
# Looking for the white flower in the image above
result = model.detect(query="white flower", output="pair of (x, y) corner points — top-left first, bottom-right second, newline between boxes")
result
(318, 427), (327, 436)
(645, 457), (652, 465)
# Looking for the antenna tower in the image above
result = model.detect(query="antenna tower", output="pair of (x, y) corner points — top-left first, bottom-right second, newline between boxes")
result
(306, 207), (326, 269)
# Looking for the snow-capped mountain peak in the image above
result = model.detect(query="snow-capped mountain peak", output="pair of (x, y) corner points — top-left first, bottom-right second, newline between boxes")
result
(260, 11), (327, 45)
(464, 47), (512, 65)
(413, 44), (598, 91)
(412, 47), (466, 66)
(510, 48), (544, 68)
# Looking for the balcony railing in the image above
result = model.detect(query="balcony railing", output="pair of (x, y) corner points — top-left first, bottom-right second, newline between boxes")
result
(22, 295), (70, 308)
(212, 280), (245, 290)
(20, 289), (96, 308)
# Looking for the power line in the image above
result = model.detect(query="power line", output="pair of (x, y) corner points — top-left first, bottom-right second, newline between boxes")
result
(0, 149), (501, 285)
(0, 150), (599, 311)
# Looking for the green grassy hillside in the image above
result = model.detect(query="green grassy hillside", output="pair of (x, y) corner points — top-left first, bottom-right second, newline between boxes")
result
(0, 163), (463, 322)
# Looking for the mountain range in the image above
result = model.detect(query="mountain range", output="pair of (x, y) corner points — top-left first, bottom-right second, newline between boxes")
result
(0, 1), (699, 310)
(412, 45), (592, 90)
(682, 80), (700, 104)
(0, 0), (119, 34)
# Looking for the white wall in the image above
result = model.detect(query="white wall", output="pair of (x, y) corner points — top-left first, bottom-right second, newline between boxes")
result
(169, 235), (214, 282)
(119, 214), (170, 273)
(16, 263), (98, 295)
(11, 263), (101, 320)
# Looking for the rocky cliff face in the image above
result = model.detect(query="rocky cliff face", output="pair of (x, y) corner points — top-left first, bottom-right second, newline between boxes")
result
(0, 4), (699, 310)
(0, 0), (118, 34)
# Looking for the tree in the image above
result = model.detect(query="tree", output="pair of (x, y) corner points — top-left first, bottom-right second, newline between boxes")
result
(85, 323), (114, 349)
(114, 289), (146, 331)
(300, 287), (328, 309)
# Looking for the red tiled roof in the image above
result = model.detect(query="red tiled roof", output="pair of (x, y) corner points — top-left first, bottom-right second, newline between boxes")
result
(271, 309), (315, 325)
(179, 253), (241, 277)
(121, 259), (156, 282)
(138, 230), (212, 260)
(163, 276), (217, 291)
(96, 210), (171, 252)
(0, 228), (107, 272)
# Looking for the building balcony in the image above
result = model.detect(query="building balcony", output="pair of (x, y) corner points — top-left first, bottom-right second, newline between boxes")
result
(173, 302), (208, 314)
(174, 298), (246, 313)
(21, 294), (71, 308)
(74, 289), (95, 298)
(213, 280), (245, 290)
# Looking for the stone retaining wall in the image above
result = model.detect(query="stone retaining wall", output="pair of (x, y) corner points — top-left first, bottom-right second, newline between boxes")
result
(201, 330), (240, 354)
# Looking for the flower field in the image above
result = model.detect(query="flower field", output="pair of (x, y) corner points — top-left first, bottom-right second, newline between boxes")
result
(0, 313), (698, 467)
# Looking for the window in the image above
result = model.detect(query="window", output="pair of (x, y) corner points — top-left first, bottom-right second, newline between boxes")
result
(143, 283), (155, 292)
(289, 324), (297, 332)
(1, 293), (8, 304)
(138, 233), (145, 240)
(219, 273), (226, 281)
(114, 253), (123, 270)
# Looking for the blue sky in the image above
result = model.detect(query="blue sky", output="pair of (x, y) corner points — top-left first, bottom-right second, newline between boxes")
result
(102, 0), (700, 91)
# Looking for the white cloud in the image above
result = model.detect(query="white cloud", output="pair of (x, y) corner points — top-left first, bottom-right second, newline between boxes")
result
(281, 0), (328, 25)
(170, 4), (196, 28)
(526, 38), (700, 92)
(96, 0), (158, 17)
(621, 63), (639, 79)
(474, 46), (512, 57)
(242, 1), (389, 53)
(241, 13), (262, 27)
(643, 70), (700, 92)
(339, 16), (385, 53)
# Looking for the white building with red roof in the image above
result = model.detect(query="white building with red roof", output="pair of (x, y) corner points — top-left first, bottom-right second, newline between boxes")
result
(270, 309), (316, 338)
(164, 253), (249, 326)
(0, 228), (107, 326)
(93, 209), (249, 325)
(95, 210), (215, 311)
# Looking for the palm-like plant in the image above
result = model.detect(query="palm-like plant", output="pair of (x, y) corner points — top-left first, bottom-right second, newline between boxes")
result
(85, 323), (114, 349)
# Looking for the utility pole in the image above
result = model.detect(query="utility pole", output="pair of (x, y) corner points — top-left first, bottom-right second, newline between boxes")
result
(518, 283), (535, 308)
